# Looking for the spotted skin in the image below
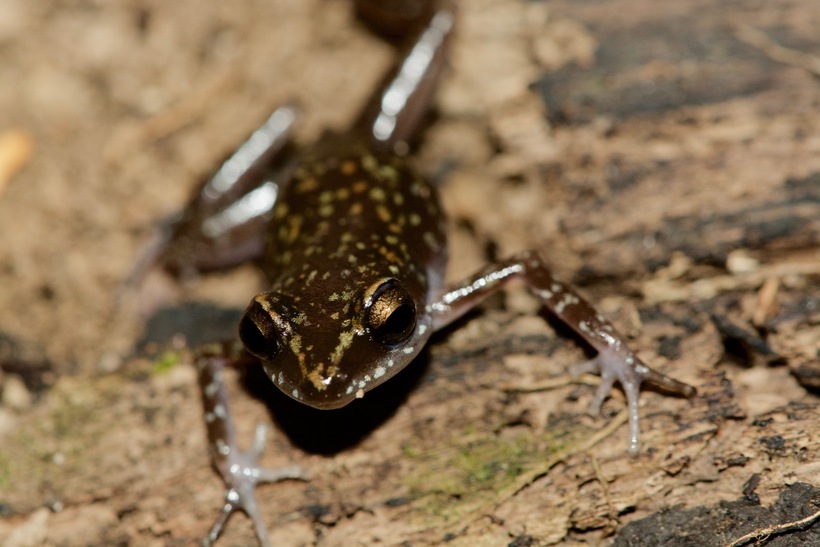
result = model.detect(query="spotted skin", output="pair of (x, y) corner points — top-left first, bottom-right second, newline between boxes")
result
(176, 2), (695, 545)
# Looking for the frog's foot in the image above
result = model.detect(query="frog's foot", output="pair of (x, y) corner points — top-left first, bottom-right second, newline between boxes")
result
(571, 348), (696, 455)
(205, 422), (307, 547)
(429, 250), (696, 453)
(197, 349), (308, 546)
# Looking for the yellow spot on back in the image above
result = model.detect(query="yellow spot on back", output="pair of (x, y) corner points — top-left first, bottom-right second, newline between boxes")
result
(377, 205), (392, 223)
(296, 177), (319, 192)
(369, 187), (386, 202)
(423, 232), (440, 251)
(287, 216), (302, 243)
(274, 203), (289, 219)
(361, 155), (377, 173)
(379, 165), (398, 183)
(378, 246), (401, 263)
(341, 160), (357, 175)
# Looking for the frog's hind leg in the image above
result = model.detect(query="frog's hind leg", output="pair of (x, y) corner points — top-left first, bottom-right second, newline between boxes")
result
(163, 104), (300, 276)
(353, 2), (456, 149)
(128, 104), (299, 286)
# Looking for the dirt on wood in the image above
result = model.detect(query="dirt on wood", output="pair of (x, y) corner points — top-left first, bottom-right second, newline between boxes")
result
(0, 0), (818, 545)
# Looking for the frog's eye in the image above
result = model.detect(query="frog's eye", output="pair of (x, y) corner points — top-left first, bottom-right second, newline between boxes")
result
(364, 279), (416, 346)
(239, 299), (282, 360)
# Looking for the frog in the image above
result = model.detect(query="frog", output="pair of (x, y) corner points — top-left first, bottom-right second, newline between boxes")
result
(149, 1), (696, 544)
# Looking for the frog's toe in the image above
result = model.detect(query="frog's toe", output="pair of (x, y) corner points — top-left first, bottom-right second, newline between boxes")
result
(205, 423), (307, 547)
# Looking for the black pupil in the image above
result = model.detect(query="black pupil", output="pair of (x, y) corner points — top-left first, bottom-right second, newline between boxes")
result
(380, 303), (414, 341)
(368, 280), (416, 346)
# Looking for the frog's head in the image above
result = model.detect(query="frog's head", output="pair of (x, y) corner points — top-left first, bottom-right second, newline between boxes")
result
(238, 276), (432, 409)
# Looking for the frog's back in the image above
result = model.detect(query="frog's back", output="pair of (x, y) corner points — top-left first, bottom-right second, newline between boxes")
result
(266, 135), (448, 300)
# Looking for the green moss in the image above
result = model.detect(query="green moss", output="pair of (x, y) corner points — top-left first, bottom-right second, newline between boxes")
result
(399, 419), (591, 526)
(403, 428), (568, 520)
(402, 443), (420, 458)
(152, 350), (183, 374)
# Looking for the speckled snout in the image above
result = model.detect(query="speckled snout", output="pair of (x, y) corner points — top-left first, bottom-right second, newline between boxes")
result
(238, 281), (433, 410)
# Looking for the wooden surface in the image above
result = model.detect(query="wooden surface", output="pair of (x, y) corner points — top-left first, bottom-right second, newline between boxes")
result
(0, 0), (818, 545)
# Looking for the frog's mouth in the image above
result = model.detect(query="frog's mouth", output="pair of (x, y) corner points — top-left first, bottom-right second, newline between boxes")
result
(266, 354), (411, 411)
(261, 361), (357, 410)
(282, 371), (392, 410)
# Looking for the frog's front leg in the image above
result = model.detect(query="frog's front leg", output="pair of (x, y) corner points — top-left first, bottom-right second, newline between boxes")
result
(429, 250), (696, 454)
(196, 342), (307, 547)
